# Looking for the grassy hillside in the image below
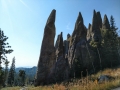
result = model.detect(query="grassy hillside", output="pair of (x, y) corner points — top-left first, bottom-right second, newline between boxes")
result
(1, 67), (120, 90)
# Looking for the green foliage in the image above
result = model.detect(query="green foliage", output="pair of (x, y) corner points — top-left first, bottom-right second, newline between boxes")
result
(101, 16), (119, 68)
(0, 29), (13, 87)
(0, 29), (13, 64)
(0, 67), (4, 88)
(19, 70), (26, 85)
(90, 15), (120, 71)
(110, 15), (118, 37)
(7, 57), (15, 86)
(3, 59), (9, 85)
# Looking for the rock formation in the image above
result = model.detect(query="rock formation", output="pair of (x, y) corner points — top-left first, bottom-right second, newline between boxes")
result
(97, 12), (102, 28)
(35, 9), (118, 85)
(67, 12), (94, 77)
(102, 14), (110, 29)
(68, 12), (84, 69)
(86, 23), (92, 41)
(67, 33), (71, 40)
(46, 56), (69, 84)
(55, 32), (64, 61)
(47, 32), (69, 83)
(55, 35), (60, 49)
(90, 10), (102, 42)
(63, 40), (69, 55)
(34, 9), (56, 86)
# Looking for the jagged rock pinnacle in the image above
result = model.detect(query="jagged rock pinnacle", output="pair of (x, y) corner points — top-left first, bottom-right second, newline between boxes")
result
(72, 12), (84, 38)
(97, 12), (102, 28)
(102, 14), (110, 29)
(46, 9), (56, 25)
(34, 9), (56, 86)
(56, 32), (64, 60)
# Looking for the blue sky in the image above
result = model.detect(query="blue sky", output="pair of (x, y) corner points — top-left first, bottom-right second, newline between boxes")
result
(0, 0), (120, 67)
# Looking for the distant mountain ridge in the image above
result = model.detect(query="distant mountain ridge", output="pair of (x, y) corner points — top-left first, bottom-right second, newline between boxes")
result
(15, 66), (37, 79)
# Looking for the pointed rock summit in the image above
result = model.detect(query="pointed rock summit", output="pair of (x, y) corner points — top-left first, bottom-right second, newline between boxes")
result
(90, 10), (102, 42)
(34, 9), (56, 86)
(102, 14), (110, 29)
(55, 34), (60, 49)
(72, 12), (84, 38)
(87, 23), (92, 41)
(91, 10), (98, 30)
(97, 12), (102, 28)
(67, 33), (71, 40)
(56, 32), (64, 61)
(46, 9), (56, 25)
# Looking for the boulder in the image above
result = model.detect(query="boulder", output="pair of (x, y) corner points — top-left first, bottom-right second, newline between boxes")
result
(98, 75), (115, 83)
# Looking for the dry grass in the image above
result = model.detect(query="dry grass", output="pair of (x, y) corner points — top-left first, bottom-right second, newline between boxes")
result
(1, 67), (120, 90)
(1, 86), (21, 90)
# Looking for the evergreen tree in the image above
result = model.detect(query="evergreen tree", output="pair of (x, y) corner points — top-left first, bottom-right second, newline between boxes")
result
(7, 57), (15, 86)
(109, 15), (118, 49)
(19, 70), (26, 86)
(110, 15), (118, 38)
(4, 59), (9, 85)
(101, 15), (119, 68)
(0, 29), (13, 87)
(0, 67), (4, 88)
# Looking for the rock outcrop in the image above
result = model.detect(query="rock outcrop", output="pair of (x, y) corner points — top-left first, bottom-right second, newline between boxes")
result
(87, 23), (92, 41)
(67, 33), (71, 40)
(67, 12), (94, 77)
(63, 40), (69, 55)
(97, 12), (102, 28)
(55, 35), (60, 49)
(47, 32), (69, 83)
(48, 56), (69, 83)
(90, 10), (102, 42)
(71, 12), (86, 42)
(35, 9), (117, 85)
(34, 9), (56, 86)
(55, 32), (64, 61)
(102, 14), (110, 29)
(68, 12), (84, 69)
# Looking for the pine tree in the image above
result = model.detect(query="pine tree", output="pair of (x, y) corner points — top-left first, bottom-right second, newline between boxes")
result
(110, 15), (118, 38)
(0, 67), (4, 88)
(7, 57), (15, 86)
(0, 29), (13, 87)
(109, 15), (119, 66)
(4, 59), (9, 85)
(19, 70), (26, 86)
(100, 15), (119, 68)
